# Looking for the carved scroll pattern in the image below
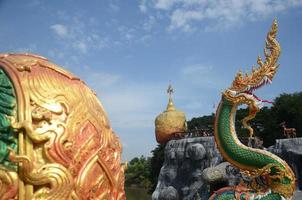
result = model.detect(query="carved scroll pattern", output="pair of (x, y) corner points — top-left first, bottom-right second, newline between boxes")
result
(5, 55), (125, 199)
(0, 167), (18, 200)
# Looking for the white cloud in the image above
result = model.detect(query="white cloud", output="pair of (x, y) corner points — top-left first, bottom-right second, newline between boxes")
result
(49, 17), (111, 54)
(117, 26), (138, 42)
(183, 100), (203, 110)
(27, 0), (42, 8)
(139, 0), (148, 13)
(109, 3), (120, 12)
(139, 34), (152, 43)
(143, 15), (156, 31)
(125, 33), (133, 40)
(50, 24), (68, 38)
(15, 44), (37, 53)
(169, 9), (203, 32)
(93, 81), (166, 129)
(181, 64), (212, 76)
(102, 94), (156, 129)
(47, 49), (65, 59)
(154, 0), (178, 10)
(146, 0), (302, 31)
(89, 71), (121, 88)
(73, 41), (87, 54)
(180, 64), (227, 89)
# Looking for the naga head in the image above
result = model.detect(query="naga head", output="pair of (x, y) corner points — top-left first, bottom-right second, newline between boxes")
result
(224, 20), (280, 108)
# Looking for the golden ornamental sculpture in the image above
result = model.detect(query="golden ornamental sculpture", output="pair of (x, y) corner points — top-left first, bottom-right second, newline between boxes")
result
(0, 53), (126, 199)
(155, 84), (187, 144)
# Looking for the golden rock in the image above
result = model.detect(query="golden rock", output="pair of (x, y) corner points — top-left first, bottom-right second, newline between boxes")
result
(155, 85), (187, 144)
(0, 53), (126, 200)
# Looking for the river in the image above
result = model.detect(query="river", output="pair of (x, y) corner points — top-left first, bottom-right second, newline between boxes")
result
(125, 187), (151, 200)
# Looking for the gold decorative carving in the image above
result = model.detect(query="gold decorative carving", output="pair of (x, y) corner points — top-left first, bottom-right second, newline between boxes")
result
(0, 166), (18, 199)
(0, 53), (125, 199)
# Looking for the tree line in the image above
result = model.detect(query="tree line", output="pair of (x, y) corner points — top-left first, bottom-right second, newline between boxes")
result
(125, 92), (302, 191)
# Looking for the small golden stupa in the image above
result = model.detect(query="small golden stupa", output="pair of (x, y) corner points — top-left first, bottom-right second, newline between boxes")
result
(155, 84), (187, 144)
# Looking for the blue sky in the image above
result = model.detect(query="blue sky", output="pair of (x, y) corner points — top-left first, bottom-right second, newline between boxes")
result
(0, 0), (301, 160)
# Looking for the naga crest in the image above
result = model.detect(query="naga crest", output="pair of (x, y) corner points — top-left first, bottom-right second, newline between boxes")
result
(224, 20), (280, 107)
(0, 53), (126, 199)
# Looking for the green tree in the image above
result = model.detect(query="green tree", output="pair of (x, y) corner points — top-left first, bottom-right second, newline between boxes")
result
(228, 92), (302, 146)
(260, 92), (302, 146)
(187, 114), (215, 130)
(149, 144), (165, 192)
(125, 156), (151, 188)
(272, 92), (302, 136)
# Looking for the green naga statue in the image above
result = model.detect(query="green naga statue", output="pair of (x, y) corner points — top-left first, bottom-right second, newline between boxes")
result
(0, 68), (17, 170)
(210, 20), (296, 200)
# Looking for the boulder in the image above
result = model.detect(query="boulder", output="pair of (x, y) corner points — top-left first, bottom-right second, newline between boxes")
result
(268, 138), (302, 190)
(152, 137), (222, 200)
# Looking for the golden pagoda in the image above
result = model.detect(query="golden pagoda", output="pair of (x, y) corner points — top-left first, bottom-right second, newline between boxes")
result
(155, 84), (187, 144)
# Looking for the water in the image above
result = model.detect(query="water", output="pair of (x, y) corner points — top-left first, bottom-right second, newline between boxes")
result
(294, 190), (302, 200)
(125, 187), (151, 200)
(124, 188), (301, 200)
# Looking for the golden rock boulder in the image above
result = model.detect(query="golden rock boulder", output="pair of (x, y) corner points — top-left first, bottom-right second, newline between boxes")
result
(155, 86), (187, 144)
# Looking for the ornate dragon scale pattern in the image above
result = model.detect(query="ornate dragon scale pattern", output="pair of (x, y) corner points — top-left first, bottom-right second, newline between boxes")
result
(210, 21), (296, 200)
(0, 68), (18, 200)
(0, 53), (126, 199)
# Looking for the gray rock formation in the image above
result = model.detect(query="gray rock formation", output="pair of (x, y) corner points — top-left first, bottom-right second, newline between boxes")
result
(268, 138), (302, 190)
(158, 186), (179, 200)
(152, 137), (302, 200)
(152, 137), (223, 200)
(202, 162), (241, 186)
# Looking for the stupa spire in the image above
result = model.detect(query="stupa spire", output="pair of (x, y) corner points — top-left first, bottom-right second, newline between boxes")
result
(166, 83), (175, 111)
